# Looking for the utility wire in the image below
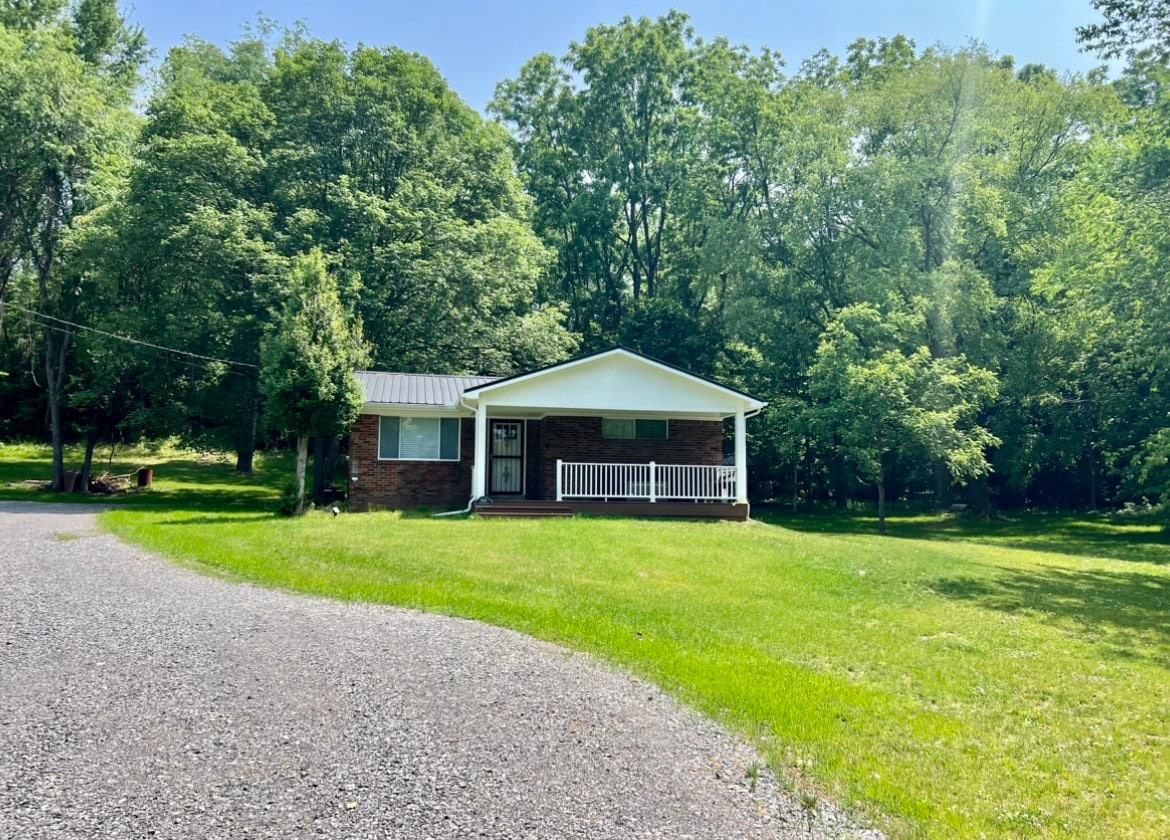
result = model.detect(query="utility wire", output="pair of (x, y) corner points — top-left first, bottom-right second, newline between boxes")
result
(28, 319), (249, 378)
(6, 302), (259, 370)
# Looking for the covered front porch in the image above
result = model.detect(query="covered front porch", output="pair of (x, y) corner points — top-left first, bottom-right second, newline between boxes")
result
(460, 349), (766, 518)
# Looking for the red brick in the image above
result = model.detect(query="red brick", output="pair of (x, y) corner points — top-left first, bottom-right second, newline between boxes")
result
(348, 414), (724, 510)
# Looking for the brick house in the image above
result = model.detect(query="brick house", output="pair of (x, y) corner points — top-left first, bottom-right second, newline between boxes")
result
(347, 348), (766, 519)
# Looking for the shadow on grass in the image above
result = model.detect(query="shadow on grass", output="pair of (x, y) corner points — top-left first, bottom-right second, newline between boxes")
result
(146, 513), (277, 527)
(756, 508), (1170, 566)
(148, 508), (443, 528)
(931, 566), (1170, 666)
(0, 457), (285, 515)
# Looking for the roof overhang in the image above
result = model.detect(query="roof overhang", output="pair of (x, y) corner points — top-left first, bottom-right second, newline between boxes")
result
(360, 403), (470, 417)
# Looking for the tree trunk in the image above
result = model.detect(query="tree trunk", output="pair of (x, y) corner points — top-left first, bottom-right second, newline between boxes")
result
(792, 456), (799, 513)
(44, 324), (73, 492)
(831, 451), (849, 509)
(294, 434), (309, 516)
(970, 475), (991, 519)
(79, 424), (100, 492)
(1088, 447), (1097, 510)
(313, 437), (340, 504)
(41, 301), (74, 492)
(234, 377), (259, 474)
(877, 480), (887, 536)
(47, 381), (66, 491)
(38, 175), (71, 492)
(933, 460), (952, 510)
(311, 436), (325, 504)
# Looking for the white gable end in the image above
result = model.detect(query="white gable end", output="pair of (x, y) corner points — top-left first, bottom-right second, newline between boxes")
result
(465, 350), (761, 417)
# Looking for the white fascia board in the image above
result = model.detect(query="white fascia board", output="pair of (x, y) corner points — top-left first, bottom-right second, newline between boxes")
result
(360, 404), (472, 417)
(500, 407), (730, 421)
(462, 348), (767, 412)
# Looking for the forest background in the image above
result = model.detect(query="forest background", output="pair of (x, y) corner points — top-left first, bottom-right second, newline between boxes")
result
(2, 0), (1168, 518)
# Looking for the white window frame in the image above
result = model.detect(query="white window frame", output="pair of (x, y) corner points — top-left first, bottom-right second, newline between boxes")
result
(377, 415), (462, 462)
(601, 417), (670, 441)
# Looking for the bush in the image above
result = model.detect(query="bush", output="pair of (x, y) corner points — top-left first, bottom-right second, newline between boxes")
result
(276, 480), (310, 517)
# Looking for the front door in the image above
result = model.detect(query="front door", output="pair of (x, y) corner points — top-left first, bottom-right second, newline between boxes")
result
(489, 420), (524, 496)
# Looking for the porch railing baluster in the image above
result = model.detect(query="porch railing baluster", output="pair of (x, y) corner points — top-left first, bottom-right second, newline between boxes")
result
(556, 461), (737, 503)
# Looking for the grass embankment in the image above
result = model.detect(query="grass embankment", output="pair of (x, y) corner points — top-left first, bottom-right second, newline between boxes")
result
(2, 443), (1167, 837)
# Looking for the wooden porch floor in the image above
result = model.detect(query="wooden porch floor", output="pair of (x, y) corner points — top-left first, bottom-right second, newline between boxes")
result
(475, 499), (748, 520)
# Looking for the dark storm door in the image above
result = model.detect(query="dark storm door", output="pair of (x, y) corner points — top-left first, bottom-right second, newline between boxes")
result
(489, 420), (524, 496)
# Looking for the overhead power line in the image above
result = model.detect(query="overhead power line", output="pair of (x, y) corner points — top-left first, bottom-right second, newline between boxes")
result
(5, 302), (259, 370)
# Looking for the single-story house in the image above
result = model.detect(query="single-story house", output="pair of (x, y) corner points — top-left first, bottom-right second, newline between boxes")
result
(347, 348), (767, 519)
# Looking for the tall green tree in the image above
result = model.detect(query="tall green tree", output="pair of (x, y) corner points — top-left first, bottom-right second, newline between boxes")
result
(492, 12), (745, 363)
(810, 308), (1000, 532)
(260, 250), (367, 515)
(106, 34), (280, 472)
(1032, 62), (1170, 511)
(0, 0), (145, 489)
(114, 30), (573, 472)
(263, 37), (575, 376)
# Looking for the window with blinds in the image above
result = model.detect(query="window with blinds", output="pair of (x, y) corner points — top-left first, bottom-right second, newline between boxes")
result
(378, 416), (460, 460)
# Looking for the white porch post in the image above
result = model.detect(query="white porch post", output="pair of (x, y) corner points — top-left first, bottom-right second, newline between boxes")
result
(472, 401), (488, 499)
(734, 407), (748, 504)
(556, 459), (563, 501)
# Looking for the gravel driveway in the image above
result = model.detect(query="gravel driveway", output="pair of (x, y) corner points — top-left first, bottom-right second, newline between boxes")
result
(0, 503), (878, 839)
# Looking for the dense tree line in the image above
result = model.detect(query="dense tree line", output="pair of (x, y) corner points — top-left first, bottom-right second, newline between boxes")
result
(491, 9), (1169, 518)
(1, 2), (1167, 517)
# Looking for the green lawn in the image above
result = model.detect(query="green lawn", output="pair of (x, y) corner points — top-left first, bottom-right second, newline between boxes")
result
(0, 441), (289, 509)
(3, 443), (1168, 837)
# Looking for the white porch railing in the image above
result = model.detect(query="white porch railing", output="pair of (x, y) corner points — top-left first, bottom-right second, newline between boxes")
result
(556, 460), (737, 502)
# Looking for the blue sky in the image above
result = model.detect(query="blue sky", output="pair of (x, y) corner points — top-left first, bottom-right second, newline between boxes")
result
(128, 1), (1109, 112)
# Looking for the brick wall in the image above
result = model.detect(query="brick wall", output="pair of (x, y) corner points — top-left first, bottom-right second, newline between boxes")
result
(348, 413), (725, 509)
(538, 416), (723, 501)
(525, 420), (543, 501)
(347, 414), (474, 512)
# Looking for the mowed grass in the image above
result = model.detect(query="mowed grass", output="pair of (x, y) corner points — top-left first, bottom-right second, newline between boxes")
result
(0, 441), (289, 510)
(4, 443), (1167, 837)
(99, 504), (1170, 838)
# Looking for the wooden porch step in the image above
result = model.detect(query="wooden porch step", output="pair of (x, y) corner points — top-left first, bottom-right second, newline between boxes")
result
(476, 502), (575, 519)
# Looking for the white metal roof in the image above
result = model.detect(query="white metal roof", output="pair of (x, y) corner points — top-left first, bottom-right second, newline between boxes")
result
(356, 371), (497, 407)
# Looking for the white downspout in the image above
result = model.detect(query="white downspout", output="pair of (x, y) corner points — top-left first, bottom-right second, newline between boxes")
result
(472, 399), (488, 500)
(735, 406), (748, 507)
(434, 398), (486, 518)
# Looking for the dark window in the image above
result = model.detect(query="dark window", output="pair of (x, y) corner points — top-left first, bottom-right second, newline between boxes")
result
(602, 418), (668, 440)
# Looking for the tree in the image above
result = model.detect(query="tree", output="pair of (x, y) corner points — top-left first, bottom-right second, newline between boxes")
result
(0, 1), (146, 489)
(1078, 0), (1170, 63)
(810, 309), (1000, 533)
(260, 250), (367, 515)
(263, 37), (574, 376)
(491, 12), (747, 362)
(90, 27), (572, 478)
(1031, 64), (1170, 511)
(108, 34), (279, 472)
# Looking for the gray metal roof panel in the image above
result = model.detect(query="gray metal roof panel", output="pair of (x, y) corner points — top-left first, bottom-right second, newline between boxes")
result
(356, 371), (498, 407)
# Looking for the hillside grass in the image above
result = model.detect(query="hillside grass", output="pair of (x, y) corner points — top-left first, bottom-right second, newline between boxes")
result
(3, 443), (1167, 836)
(0, 441), (289, 509)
